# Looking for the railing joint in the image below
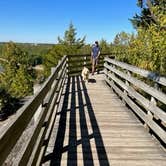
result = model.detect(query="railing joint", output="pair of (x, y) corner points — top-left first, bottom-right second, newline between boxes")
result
(42, 102), (48, 107)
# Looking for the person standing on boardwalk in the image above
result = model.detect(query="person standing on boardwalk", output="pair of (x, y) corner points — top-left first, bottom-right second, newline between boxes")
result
(91, 41), (100, 75)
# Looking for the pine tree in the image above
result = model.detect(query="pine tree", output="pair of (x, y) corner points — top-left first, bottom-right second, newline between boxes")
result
(99, 39), (110, 53)
(57, 22), (86, 50)
(43, 23), (86, 76)
(10, 65), (33, 98)
(43, 44), (67, 76)
(130, 0), (165, 29)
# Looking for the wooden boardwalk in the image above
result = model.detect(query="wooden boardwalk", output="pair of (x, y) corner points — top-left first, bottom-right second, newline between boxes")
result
(42, 74), (166, 166)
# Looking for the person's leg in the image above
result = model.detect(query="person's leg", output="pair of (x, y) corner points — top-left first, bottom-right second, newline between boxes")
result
(95, 58), (99, 73)
(95, 58), (98, 66)
(91, 58), (95, 75)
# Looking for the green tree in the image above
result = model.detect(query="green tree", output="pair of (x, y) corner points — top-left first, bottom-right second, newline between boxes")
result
(78, 44), (91, 55)
(112, 32), (132, 62)
(1, 42), (25, 66)
(113, 32), (131, 45)
(99, 39), (110, 53)
(113, 6), (166, 74)
(130, 0), (166, 29)
(43, 44), (67, 76)
(43, 23), (86, 76)
(129, 3), (166, 73)
(0, 88), (10, 114)
(57, 22), (86, 49)
(10, 65), (33, 98)
(0, 42), (33, 98)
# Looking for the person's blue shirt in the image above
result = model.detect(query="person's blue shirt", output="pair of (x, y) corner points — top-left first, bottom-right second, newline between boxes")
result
(91, 44), (100, 59)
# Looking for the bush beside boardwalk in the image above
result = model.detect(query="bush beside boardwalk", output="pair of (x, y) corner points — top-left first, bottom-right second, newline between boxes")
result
(0, 88), (21, 121)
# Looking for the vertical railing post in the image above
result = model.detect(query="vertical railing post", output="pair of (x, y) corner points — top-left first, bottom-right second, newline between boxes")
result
(144, 83), (158, 131)
(83, 55), (87, 67)
(122, 70), (131, 105)
(104, 57), (109, 80)
(149, 83), (158, 119)
(66, 55), (69, 76)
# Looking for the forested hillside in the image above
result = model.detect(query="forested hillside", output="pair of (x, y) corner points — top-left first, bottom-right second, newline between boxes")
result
(0, 42), (53, 65)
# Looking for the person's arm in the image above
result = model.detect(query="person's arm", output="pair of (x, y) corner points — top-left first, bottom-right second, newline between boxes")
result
(91, 48), (94, 63)
(91, 51), (93, 57)
(91, 46), (94, 56)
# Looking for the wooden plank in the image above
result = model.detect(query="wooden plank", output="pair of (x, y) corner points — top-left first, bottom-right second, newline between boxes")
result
(59, 160), (166, 166)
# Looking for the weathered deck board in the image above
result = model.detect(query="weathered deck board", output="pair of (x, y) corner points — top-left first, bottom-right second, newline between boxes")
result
(42, 74), (166, 166)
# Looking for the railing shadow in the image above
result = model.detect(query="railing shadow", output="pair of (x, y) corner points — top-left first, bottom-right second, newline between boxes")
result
(81, 76), (110, 166)
(43, 77), (71, 165)
(42, 75), (109, 166)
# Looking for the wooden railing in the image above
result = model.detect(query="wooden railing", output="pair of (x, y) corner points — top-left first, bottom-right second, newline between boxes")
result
(0, 56), (67, 165)
(104, 57), (166, 146)
(68, 53), (111, 75)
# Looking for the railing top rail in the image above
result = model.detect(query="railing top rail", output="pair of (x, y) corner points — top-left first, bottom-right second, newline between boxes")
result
(105, 57), (166, 86)
(67, 53), (115, 57)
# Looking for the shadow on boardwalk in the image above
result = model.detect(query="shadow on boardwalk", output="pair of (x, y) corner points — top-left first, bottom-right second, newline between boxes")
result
(42, 75), (110, 166)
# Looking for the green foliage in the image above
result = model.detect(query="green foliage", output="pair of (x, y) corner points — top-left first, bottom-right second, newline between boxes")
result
(113, 6), (166, 75)
(130, 0), (166, 29)
(78, 44), (91, 55)
(0, 63), (16, 90)
(9, 65), (33, 98)
(0, 42), (53, 67)
(113, 32), (131, 46)
(0, 43), (3, 56)
(111, 32), (131, 62)
(0, 42), (33, 98)
(1, 42), (23, 65)
(29, 54), (43, 66)
(0, 88), (10, 113)
(99, 39), (111, 54)
(58, 22), (86, 49)
(0, 87), (19, 115)
(43, 44), (67, 76)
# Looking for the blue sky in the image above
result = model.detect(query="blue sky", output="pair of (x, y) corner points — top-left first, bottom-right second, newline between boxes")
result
(0, 0), (140, 44)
